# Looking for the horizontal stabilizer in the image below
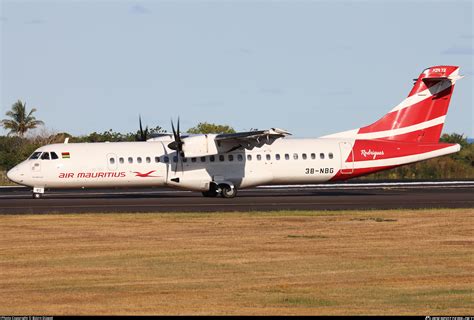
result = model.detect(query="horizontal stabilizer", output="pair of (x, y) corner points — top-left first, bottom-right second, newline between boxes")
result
(422, 77), (449, 84)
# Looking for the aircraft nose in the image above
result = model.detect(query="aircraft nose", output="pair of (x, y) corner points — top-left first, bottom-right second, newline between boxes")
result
(7, 167), (19, 183)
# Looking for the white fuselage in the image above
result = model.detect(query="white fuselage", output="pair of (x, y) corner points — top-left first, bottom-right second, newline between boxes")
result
(8, 138), (350, 191)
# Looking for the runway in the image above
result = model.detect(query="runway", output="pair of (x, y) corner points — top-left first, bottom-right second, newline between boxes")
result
(0, 181), (473, 214)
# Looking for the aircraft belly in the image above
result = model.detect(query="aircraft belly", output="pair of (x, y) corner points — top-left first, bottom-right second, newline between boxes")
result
(239, 164), (273, 188)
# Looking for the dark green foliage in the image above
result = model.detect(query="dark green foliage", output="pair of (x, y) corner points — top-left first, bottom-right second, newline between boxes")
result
(440, 132), (469, 148)
(187, 122), (236, 134)
(0, 136), (41, 170)
(70, 129), (135, 143)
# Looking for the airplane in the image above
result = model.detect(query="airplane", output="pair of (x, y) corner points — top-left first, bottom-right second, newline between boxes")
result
(7, 65), (464, 199)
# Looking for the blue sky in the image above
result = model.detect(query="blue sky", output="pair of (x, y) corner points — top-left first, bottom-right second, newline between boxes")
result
(1, 0), (473, 138)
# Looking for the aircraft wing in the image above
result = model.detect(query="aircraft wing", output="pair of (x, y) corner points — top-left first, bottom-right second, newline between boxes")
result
(215, 128), (291, 151)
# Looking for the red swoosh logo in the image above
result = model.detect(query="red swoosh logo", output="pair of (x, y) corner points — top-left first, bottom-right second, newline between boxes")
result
(133, 170), (161, 178)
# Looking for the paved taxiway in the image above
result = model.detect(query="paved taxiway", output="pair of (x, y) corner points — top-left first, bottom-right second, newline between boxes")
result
(0, 181), (473, 214)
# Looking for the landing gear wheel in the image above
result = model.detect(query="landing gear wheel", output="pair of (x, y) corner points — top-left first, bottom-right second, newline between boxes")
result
(32, 193), (42, 199)
(220, 184), (237, 198)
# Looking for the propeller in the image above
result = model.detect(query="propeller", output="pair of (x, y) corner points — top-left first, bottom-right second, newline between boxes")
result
(136, 115), (149, 141)
(168, 117), (184, 172)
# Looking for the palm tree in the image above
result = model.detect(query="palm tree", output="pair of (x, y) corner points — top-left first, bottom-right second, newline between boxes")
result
(1, 100), (44, 137)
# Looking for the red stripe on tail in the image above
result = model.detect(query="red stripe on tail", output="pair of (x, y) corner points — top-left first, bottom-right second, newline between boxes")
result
(357, 66), (459, 143)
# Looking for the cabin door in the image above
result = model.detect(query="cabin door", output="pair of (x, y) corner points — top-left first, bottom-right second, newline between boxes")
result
(339, 142), (354, 174)
(166, 152), (183, 183)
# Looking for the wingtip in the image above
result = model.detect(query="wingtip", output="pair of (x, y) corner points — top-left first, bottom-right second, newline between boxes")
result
(270, 128), (292, 135)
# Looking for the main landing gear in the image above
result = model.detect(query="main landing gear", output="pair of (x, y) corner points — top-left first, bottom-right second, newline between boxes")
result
(202, 182), (237, 198)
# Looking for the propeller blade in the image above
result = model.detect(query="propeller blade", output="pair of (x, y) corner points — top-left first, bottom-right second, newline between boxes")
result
(137, 114), (148, 141)
(168, 117), (185, 173)
(139, 115), (144, 137)
(171, 118), (176, 138)
(176, 117), (181, 172)
(177, 117), (180, 139)
(169, 119), (178, 150)
(169, 118), (184, 150)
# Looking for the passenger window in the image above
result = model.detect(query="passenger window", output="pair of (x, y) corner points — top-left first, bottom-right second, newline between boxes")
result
(320, 153), (325, 159)
(173, 156), (178, 163)
(266, 154), (271, 160)
(182, 157), (187, 163)
(41, 152), (50, 160)
(219, 155), (225, 162)
(119, 157), (124, 164)
(237, 154), (243, 161)
(128, 157), (133, 164)
(311, 153), (316, 160)
(191, 157), (197, 163)
(29, 152), (42, 160)
(154, 157), (160, 163)
(285, 154), (289, 160)
(247, 154), (252, 161)
(146, 157), (151, 163)
(257, 154), (262, 161)
(228, 155), (234, 161)
(329, 152), (334, 159)
(275, 154), (280, 160)
(137, 157), (142, 164)
(51, 152), (59, 160)
(293, 153), (298, 160)
(163, 156), (169, 163)
(200, 156), (206, 162)
(302, 153), (307, 160)
(109, 158), (115, 165)
(210, 155), (215, 162)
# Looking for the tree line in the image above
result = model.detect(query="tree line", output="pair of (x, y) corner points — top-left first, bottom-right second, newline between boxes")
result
(0, 100), (472, 185)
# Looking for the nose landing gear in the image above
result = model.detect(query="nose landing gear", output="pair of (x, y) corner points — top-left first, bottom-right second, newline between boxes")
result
(32, 187), (44, 199)
(33, 193), (43, 199)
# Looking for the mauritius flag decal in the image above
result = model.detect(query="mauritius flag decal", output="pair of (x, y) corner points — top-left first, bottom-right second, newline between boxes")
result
(61, 152), (70, 159)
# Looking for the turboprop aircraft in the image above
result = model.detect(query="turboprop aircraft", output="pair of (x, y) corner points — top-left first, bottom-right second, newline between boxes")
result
(7, 66), (463, 199)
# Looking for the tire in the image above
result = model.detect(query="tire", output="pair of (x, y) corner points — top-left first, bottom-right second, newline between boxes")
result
(220, 184), (237, 198)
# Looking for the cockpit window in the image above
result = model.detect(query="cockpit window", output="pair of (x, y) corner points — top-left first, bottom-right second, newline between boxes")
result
(30, 152), (42, 160)
(41, 152), (50, 160)
(51, 152), (59, 160)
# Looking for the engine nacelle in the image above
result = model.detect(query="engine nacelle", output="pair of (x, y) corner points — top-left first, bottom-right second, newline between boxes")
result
(182, 134), (219, 158)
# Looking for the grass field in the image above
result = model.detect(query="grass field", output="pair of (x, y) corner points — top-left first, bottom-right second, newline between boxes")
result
(0, 209), (472, 315)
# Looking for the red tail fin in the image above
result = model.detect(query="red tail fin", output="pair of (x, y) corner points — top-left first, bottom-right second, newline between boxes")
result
(357, 66), (461, 143)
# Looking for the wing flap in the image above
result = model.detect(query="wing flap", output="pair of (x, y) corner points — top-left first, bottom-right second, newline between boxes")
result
(215, 128), (291, 151)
